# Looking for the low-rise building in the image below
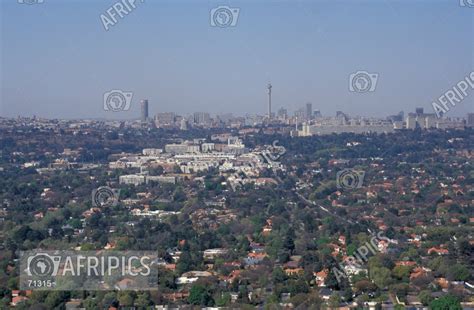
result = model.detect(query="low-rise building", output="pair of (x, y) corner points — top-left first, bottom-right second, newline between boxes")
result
(119, 174), (146, 185)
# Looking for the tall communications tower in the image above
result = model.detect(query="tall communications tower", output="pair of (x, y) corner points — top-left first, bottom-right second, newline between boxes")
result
(267, 83), (272, 119)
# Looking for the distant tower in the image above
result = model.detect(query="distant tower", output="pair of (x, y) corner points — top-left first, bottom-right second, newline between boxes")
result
(467, 113), (474, 127)
(267, 83), (272, 119)
(306, 102), (313, 120)
(140, 99), (149, 122)
(180, 118), (188, 130)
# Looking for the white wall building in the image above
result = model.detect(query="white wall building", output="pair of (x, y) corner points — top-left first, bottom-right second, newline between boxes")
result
(119, 175), (146, 185)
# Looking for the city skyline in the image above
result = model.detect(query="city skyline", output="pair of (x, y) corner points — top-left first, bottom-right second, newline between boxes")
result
(1, 0), (473, 119)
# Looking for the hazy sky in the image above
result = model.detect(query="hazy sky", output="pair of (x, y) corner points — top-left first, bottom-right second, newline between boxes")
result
(1, 0), (473, 119)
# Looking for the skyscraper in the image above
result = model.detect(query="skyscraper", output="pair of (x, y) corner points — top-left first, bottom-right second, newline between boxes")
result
(406, 113), (418, 129)
(140, 99), (149, 122)
(277, 107), (287, 120)
(468, 113), (474, 127)
(193, 112), (211, 126)
(155, 112), (175, 127)
(180, 118), (188, 130)
(306, 102), (313, 120)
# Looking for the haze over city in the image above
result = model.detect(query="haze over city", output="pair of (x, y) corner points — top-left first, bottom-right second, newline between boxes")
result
(1, 1), (474, 309)
(1, 0), (473, 119)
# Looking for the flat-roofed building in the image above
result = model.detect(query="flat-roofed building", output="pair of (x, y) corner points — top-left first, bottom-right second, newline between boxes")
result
(119, 174), (145, 185)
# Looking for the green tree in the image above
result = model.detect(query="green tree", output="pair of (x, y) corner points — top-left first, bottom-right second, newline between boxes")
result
(429, 295), (462, 310)
(176, 251), (192, 274)
(447, 264), (469, 281)
(392, 265), (412, 280)
(83, 297), (99, 309)
(328, 293), (341, 309)
(117, 292), (134, 306)
(188, 284), (214, 306)
(215, 292), (231, 307)
(135, 293), (151, 307)
(272, 267), (287, 283)
(283, 228), (296, 253)
(44, 291), (69, 309)
(101, 292), (117, 308)
(419, 290), (433, 306)
(370, 267), (392, 289)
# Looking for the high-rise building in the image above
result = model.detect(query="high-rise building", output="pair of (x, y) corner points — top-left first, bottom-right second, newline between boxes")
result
(217, 113), (233, 124)
(155, 112), (175, 127)
(468, 113), (474, 127)
(193, 112), (211, 126)
(294, 109), (305, 120)
(406, 113), (418, 129)
(398, 111), (404, 121)
(306, 102), (312, 120)
(180, 118), (188, 130)
(140, 99), (149, 122)
(416, 107), (424, 116)
(387, 111), (404, 122)
(336, 111), (348, 123)
(277, 108), (287, 120)
(424, 114), (437, 128)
